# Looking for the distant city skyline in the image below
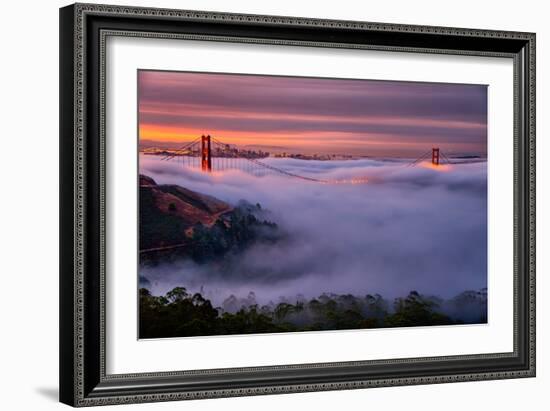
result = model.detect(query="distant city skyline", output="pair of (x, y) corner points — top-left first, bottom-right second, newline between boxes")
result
(138, 70), (488, 157)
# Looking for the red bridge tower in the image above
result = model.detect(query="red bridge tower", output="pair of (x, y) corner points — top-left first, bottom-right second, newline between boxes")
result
(201, 134), (212, 172)
(432, 147), (440, 166)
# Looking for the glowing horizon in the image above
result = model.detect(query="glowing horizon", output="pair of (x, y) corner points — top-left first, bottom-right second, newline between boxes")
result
(138, 70), (488, 157)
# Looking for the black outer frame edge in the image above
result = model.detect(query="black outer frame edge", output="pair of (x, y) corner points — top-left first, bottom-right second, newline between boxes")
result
(89, 354), (532, 398)
(517, 45), (528, 374)
(520, 36), (536, 374)
(83, 14), (528, 54)
(60, 3), (76, 407)
(60, 4), (536, 406)
(84, 5), (103, 401)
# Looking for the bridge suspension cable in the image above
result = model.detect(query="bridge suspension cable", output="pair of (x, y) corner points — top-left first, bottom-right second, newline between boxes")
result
(161, 137), (201, 161)
(406, 150), (432, 167)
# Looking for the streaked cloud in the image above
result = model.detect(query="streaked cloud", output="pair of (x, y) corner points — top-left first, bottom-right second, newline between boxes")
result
(138, 70), (487, 157)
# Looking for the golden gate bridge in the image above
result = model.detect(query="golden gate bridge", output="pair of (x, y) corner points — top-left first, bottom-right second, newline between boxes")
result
(142, 135), (455, 184)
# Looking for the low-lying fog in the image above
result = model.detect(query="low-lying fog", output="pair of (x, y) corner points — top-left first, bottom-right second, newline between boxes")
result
(139, 154), (487, 307)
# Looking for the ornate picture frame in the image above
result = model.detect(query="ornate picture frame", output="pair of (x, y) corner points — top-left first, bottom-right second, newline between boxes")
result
(59, 3), (535, 407)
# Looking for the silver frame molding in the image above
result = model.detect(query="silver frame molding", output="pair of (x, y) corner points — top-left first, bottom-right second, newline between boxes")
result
(60, 3), (535, 407)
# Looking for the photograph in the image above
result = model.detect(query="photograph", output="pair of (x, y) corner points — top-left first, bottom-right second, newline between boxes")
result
(137, 70), (489, 339)
(54, 1), (536, 407)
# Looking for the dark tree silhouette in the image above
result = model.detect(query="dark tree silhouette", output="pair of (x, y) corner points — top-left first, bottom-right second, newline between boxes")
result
(139, 286), (485, 339)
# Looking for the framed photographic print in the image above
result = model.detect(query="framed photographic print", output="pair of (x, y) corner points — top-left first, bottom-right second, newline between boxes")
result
(59, 3), (536, 407)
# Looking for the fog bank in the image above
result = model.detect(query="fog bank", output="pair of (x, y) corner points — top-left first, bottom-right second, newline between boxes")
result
(139, 155), (487, 306)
